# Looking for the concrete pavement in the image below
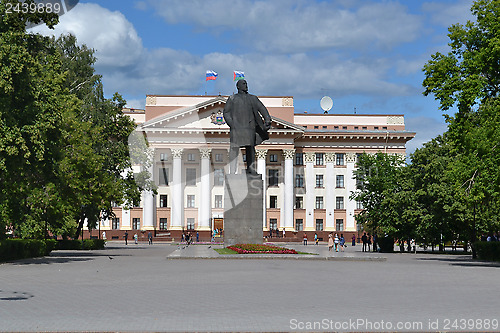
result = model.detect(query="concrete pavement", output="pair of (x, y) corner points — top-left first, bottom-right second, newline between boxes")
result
(1, 242), (499, 332)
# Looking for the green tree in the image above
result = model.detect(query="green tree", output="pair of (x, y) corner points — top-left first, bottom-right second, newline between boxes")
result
(423, 0), (500, 257)
(350, 153), (416, 246)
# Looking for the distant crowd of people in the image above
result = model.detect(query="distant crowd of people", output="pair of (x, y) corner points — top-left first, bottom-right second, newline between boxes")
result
(481, 232), (500, 242)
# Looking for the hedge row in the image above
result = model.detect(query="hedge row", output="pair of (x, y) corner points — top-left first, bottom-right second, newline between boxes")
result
(56, 239), (106, 250)
(0, 239), (55, 262)
(0, 239), (106, 262)
(475, 241), (500, 261)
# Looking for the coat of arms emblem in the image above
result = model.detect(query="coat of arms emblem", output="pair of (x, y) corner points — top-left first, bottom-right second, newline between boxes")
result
(210, 110), (225, 125)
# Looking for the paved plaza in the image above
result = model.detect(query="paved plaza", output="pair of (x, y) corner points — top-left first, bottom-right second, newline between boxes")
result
(1, 242), (499, 332)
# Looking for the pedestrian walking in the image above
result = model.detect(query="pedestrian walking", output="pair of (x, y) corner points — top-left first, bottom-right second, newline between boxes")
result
(340, 234), (345, 252)
(196, 231), (199, 243)
(282, 228), (286, 239)
(303, 233), (308, 245)
(315, 233), (319, 245)
(134, 233), (138, 244)
(328, 233), (333, 251)
(102, 231), (106, 240)
(352, 234), (356, 246)
(334, 233), (340, 252)
(367, 233), (372, 252)
(148, 231), (153, 245)
(124, 231), (128, 245)
(362, 232), (368, 252)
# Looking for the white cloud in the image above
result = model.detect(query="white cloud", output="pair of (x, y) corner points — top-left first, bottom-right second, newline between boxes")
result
(29, 3), (143, 68)
(422, 0), (475, 27)
(405, 116), (447, 156)
(144, 0), (423, 52)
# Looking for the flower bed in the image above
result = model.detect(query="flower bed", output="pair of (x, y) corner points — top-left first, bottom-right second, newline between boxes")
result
(227, 244), (298, 254)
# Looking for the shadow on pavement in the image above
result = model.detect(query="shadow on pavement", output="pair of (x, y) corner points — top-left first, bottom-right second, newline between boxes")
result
(416, 256), (500, 268)
(11, 251), (131, 266)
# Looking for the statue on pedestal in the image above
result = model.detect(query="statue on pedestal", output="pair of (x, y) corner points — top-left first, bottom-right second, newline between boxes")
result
(223, 80), (272, 175)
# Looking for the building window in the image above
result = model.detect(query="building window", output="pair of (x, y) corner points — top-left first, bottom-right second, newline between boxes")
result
(159, 195), (168, 208)
(132, 218), (140, 230)
(214, 168), (224, 186)
(269, 218), (277, 230)
(315, 153), (324, 166)
(383, 126), (388, 130)
(160, 153), (167, 161)
(187, 195), (195, 208)
(295, 219), (303, 231)
(315, 196), (324, 209)
(362, 126), (367, 130)
(295, 196), (303, 209)
(354, 126), (359, 130)
(336, 175), (344, 188)
(334, 126), (339, 129)
(322, 126), (327, 129)
(215, 153), (223, 162)
(215, 195), (223, 208)
(268, 169), (279, 187)
(336, 197), (344, 209)
(187, 153), (195, 161)
(342, 126), (347, 130)
(159, 168), (168, 186)
(186, 218), (195, 230)
(186, 168), (196, 186)
(316, 174), (324, 188)
(336, 153), (345, 166)
(314, 125), (319, 129)
(374, 126), (379, 130)
(269, 154), (278, 162)
(112, 218), (120, 230)
(336, 219), (344, 231)
(316, 219), (324, 231)
(270, 195), (278, 208)
(159, 218), (168, 230)
(295, 152), (303, 165)
(295, 174), (304, 188)
(356, 201), (364, 209)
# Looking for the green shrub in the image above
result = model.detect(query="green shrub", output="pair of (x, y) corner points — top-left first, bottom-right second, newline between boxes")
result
(0, 239), (54, 262)
(377, 236), (394, 253)
(56, 239), (106, 250)
(475, 241), (500, 261)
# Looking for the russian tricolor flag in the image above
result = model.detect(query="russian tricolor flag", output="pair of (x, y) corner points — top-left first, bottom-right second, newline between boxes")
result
(206, 70), (218, 81)
(233, 71), (245, 81)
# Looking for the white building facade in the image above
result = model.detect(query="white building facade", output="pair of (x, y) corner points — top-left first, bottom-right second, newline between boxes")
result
(98, 95), (415, 242)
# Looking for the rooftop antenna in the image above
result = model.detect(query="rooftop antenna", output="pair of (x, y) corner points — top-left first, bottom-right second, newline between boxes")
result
(320, 96), (333, 114)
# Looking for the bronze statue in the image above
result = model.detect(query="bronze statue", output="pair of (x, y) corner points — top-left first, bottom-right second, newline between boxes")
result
(223, 80), (272, 175)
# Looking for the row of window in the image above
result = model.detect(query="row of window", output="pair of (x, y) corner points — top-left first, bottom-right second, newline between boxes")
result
(270, 218), (344, 232)
(158, 193), (364, 210)
(160, 152), (225, 162)
(112, 217), (346, 232)
(304, 125), (388, 131)
(160, 167), (348, 189)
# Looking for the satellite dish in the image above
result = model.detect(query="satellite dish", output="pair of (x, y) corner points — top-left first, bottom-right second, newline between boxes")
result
(320, 96), (333, 113)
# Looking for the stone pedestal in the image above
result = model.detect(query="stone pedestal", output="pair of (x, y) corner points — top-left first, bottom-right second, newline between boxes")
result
(224, 173), (263, 247)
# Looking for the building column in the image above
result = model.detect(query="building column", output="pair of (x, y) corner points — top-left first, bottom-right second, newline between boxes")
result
(256, 149), (268, 230)
(304, 152), (315, 231)
(325, 152), (335, 231)
(142, 152), (155, 230)
(198, 148), (212, 231)
(122, 207), (131, 230)
(170, 148), (184, 230)
(345, 152), (357, 231)
(283, 149), (295, 231)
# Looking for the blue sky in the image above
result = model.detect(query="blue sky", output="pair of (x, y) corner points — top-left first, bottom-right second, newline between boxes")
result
(30, 0), (476, 155)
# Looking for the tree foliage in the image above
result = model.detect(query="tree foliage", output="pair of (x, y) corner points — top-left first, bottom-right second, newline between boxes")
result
(0, 0), (146, 239)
